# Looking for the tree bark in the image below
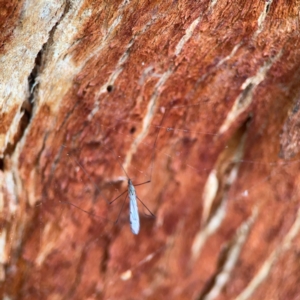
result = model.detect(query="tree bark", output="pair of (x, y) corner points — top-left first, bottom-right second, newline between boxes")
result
(1, 0), (300, 299)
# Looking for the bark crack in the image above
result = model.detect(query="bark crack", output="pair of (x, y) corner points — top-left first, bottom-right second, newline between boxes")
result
(198, 208), (258, 300)
(192, 119), (250, 261)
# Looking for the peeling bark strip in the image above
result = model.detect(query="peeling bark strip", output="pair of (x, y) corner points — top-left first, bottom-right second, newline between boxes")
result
(1, 0), (300, 299)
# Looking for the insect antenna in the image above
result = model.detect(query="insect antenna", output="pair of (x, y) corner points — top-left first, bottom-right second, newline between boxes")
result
(122, 108), (169, 187)
(109, 147), (130, 179)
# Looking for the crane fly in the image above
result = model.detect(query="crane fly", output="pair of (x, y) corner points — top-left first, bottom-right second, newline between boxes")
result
(112, 179), (145, 235)
(61, 108), (167, 235)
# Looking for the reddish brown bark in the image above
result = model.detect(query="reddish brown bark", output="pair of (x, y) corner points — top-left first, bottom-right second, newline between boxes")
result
(1, 0), (300, 299)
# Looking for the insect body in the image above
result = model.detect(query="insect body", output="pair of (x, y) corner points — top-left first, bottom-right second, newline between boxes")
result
(128, 179), (139, 235)
(110, 177), (153, 235)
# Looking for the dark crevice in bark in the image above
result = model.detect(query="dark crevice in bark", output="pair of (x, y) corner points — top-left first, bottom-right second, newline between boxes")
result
(2, 43), (42, 159)
(2, 101), (32, 158)
(197, 116), (252, 300)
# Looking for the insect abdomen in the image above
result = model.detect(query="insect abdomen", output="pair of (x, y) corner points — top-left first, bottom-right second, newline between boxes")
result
(128, 180), (139, 234)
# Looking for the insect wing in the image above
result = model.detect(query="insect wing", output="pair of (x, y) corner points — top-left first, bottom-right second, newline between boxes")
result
(128, 181), (140, 235)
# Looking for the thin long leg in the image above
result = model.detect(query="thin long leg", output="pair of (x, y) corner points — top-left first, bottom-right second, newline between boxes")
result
(109, 189), (127, 204)
(115, 194), (128, 224)
(136, 196), (155, 217)
(60, 200), (112, 223)
(133, 180), (151, 187)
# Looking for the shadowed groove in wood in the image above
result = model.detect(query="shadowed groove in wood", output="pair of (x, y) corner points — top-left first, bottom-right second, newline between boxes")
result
(1, 0), (300, 299)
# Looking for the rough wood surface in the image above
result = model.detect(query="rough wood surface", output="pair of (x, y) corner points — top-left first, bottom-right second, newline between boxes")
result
(1, 0), (300, 299)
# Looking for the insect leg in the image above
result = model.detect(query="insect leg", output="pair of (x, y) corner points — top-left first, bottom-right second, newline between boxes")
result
(114, 193), (128, 224)
(136, 196), (155, 217)
(109, 189), (127, 204)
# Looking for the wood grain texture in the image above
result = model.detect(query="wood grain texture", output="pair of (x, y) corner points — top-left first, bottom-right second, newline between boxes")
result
(1, 0), (300, 299)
